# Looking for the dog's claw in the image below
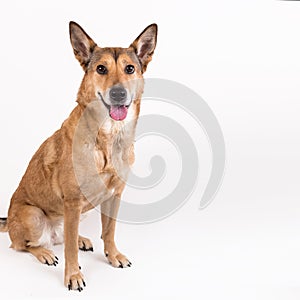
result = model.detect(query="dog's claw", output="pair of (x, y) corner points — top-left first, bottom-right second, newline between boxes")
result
(55, 256), (59, 260)
(83, 280), (86, 287)
(79, 245), (93, 252)
(68, 284), (71, 291)
(118, 261), (123, 268)
(77, 281), (83, 292)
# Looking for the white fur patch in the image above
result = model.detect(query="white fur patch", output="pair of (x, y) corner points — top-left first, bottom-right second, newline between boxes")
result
(38, 218), (64, 248)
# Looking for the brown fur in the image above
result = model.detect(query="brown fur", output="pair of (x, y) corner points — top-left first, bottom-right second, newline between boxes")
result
(1, 21), (157, 291)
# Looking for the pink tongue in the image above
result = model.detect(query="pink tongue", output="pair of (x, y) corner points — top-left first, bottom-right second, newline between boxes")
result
(109, 105), (128, 121)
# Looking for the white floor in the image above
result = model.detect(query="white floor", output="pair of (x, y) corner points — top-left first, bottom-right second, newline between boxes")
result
(1, 194), (300, 300)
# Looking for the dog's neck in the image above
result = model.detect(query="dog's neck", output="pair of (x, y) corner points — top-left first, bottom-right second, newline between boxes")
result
(63, 101), (139, 151)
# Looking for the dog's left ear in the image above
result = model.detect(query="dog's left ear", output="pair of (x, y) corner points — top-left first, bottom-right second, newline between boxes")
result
(130, 24), (157, 73)
(69, 21), (97, 70)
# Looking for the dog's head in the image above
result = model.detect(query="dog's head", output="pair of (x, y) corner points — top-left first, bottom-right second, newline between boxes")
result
(69, 22), (157, 122)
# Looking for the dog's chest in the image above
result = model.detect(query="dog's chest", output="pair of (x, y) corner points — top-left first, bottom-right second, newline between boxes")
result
(96, 121), (134, 171)
(78, 125), (134, 208)
(94, 145), (129, 178)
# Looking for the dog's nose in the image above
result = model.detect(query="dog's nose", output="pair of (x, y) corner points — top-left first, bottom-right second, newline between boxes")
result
(109, 87), (127, 102)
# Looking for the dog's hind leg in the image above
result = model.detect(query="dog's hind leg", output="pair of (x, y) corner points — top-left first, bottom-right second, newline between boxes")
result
(27, 246), (58, 266)
(8, 204), (58, 266)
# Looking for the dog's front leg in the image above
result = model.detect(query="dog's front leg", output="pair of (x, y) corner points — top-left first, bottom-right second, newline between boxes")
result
(101, 196), (132, 268)
(64, 202), (85, 291)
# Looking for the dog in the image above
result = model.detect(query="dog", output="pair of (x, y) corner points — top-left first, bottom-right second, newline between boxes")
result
(0, 21), (157, 291)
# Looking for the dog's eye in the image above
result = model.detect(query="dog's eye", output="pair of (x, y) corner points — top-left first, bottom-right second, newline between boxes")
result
(125, 65), (135, 74)
(96, 65), (108, 75)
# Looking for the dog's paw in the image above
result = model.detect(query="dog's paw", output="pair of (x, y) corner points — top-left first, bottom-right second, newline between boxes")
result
(78, 236), (93, 252)
(29, 247), (59, 266)
(105, 251), (132, 268)
(65, 271), (86, 292)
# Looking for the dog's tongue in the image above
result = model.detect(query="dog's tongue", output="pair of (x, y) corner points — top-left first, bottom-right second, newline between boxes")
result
(110, 105), (128, 121)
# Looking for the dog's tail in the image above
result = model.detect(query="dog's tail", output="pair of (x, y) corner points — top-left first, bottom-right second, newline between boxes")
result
(0, 217), (8, 232)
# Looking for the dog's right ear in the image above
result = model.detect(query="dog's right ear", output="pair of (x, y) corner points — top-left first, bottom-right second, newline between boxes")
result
(69, 21), (97, 70)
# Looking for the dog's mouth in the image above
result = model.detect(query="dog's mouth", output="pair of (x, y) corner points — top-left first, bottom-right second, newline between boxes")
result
(98, 92), (131, 121)
(109, 105), (129, 121)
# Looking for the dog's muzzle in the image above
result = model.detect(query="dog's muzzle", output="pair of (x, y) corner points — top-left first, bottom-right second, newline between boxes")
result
(98, 87), (132, 121)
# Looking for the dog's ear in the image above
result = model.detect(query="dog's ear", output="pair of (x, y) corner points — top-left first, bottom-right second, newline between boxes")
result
(130, 24), (157, 73)
(69, 21), (97, 70)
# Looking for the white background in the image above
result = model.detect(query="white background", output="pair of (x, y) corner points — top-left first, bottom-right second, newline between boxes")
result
(0, 0), (300, 299)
